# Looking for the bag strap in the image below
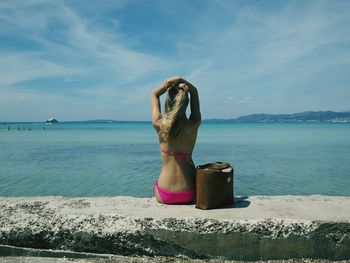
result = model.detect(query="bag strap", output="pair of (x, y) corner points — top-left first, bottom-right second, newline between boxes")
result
(196, 162), (231, 171)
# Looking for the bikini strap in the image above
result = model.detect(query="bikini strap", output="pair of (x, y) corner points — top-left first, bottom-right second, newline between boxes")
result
(161, 150), (192, 164)
(161, 150), (192, 156)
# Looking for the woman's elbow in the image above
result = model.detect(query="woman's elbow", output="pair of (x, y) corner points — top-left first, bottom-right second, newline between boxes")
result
(151, 90), (159, 97)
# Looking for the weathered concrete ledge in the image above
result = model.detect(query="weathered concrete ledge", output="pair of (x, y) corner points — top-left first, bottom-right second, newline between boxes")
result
(0, 195), (349, 261)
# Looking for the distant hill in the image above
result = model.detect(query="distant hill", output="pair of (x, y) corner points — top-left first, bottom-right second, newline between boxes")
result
(204, 111), (350, 123)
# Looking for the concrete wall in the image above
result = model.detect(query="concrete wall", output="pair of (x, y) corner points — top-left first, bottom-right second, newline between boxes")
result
(0, 196), (349, 260)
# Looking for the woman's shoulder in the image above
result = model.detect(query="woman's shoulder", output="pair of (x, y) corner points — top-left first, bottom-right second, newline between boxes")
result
(152, 117), (163, 131)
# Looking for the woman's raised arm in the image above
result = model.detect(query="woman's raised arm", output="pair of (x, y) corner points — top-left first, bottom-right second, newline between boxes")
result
(187, 81), (201, 126)
(151, 77), (182, 127)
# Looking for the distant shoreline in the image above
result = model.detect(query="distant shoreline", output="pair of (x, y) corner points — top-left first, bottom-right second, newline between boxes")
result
(2, 120), (350, 124)
(2, 110), (350, 124)
(205, 110), (350, 123)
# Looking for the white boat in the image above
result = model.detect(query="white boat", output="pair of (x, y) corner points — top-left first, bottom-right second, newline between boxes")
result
(46, 117), (59, 124)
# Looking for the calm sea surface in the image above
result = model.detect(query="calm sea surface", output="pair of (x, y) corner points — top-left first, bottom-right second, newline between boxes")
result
(1, 122), (350, 197)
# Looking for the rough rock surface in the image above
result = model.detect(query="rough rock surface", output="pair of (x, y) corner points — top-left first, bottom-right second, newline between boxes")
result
(1, 245), (350, 262)
(0, 196), (349, 261)
(1, 256), (350, 263)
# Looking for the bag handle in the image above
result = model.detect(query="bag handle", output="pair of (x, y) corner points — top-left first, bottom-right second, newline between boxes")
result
(196, 162), (231, 171)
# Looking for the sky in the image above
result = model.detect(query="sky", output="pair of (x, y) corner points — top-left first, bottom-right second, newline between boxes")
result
(0, 0), (349, 121)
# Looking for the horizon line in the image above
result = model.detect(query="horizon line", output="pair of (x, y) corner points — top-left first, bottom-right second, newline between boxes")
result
(1, 109), (349, 123)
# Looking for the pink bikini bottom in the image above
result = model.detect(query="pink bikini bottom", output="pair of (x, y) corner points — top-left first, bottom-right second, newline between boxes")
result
(154, 181), (196, 204)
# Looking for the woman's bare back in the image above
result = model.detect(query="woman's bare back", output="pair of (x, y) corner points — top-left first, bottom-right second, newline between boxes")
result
(157, 120), (199, 191)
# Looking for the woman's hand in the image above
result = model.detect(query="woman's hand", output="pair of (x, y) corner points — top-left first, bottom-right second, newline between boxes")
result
(152, 76), (183, 98)
(163, 76), (183, 89)
(178, 83), (189, 92)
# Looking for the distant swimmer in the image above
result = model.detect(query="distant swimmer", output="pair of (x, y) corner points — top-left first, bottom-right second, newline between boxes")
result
(17, 127), (20, 131)
(7, 126), (10, 131)
(28, 126), (31, 131)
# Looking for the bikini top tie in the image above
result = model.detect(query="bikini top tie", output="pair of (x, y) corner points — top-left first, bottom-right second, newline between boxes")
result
(160, 150), (192, 163)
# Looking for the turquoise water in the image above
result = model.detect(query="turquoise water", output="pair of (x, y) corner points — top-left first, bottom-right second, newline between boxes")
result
(1, 122), (350, 197)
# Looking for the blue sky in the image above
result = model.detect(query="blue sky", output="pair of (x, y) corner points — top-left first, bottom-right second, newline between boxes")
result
(0, 0), (349, 121)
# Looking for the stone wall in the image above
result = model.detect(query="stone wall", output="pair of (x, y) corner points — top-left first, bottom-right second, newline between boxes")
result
(0, 196), (349, 260)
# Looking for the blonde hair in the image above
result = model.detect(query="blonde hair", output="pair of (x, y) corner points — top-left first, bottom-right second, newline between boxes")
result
(159, 88), (189, 142)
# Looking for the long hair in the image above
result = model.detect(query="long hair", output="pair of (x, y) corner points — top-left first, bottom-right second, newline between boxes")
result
(159, 86), (189, 142)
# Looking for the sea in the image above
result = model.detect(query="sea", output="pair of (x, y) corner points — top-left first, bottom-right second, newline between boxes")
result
(1, 122), (350, 197)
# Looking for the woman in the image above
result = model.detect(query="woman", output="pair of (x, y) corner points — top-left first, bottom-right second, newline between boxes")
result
(151, 76), (201, 204)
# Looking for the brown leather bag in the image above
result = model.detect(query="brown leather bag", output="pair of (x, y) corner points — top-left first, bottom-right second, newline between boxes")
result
(195, 162), (234, 209)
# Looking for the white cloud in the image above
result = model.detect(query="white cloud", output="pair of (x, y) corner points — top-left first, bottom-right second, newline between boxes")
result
(0, 1), (167, 87)
(0, 52), (84, 86)
(0, 0), (349, 120)
(180, 0), (350, 116)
